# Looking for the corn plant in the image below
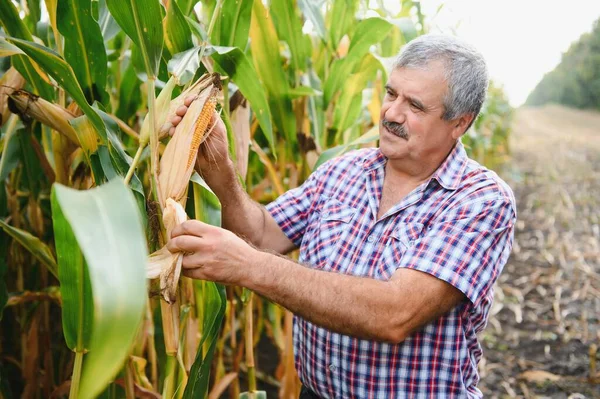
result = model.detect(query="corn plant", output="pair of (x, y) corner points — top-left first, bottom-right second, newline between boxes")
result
(0, 0), (510, 397)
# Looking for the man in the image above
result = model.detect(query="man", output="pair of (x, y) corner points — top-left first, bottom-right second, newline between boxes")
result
(168, 34), (516, 398)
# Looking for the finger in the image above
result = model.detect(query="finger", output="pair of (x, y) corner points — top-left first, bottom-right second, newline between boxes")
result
(184, 95), (195, 107)
(181, 267), (208, 281)
(166, 235), (202, 254)
(171, 115), (182, 126)
(181, 253), (205, 269)
(170, 219), (215, 238)
(169, 126), (175, 137)
(175, 105), (188, 117)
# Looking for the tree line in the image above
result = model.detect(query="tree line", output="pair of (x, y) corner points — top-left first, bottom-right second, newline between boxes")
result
(526, 18), (600, 109)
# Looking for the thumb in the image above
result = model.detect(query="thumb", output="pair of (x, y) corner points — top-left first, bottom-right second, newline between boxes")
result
(170, 220), (215, 238)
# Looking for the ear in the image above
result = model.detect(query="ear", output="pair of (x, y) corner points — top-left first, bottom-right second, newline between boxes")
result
(450, 113), (475, 140)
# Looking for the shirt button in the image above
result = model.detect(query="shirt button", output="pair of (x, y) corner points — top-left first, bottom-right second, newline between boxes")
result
(367, 235), (375, 243)
(329, 364), (336, 372)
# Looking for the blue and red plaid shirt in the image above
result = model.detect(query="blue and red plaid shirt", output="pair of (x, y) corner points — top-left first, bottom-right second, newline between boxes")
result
(266, 140), (516, 398)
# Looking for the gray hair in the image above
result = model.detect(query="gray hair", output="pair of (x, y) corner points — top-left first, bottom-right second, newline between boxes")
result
(392, 34), (488, 129)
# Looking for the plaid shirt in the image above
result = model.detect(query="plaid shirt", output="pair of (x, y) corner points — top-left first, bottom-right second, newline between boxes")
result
(266, 141), (516, 398)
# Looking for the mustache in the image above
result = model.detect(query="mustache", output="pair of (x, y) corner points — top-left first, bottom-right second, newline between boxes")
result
(381, 118), (408, 139)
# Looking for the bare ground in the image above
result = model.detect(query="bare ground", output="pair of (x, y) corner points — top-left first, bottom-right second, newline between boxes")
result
(478, 105), (600, 398)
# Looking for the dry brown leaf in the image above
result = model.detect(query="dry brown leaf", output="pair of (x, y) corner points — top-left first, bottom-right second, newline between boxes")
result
(518, 370), (561, 383)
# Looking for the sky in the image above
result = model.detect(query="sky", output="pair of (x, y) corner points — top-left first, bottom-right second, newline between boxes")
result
(417, 0), (600, 106)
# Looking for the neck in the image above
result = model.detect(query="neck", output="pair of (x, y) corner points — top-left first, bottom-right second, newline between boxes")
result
(385, 141), (457, 184)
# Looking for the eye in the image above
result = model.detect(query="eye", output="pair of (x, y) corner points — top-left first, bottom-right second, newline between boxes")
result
(409, 102), (422, 111)
(385, 89), (396, 99)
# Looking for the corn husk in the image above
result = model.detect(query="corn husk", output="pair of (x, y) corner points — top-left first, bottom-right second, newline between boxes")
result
(8, 89), (79, 144)
(138, 76), (177, 147)
(147, 73), (221, 304)
(0, 67), (25, 127)
(147, 198), (187, 303)
(157, 86), (216, 208)
(157, 74), (221, 138)
(230, 91), (251, 180)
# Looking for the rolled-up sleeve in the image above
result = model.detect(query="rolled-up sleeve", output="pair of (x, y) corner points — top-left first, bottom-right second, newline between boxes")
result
(398, 197), (516, 306)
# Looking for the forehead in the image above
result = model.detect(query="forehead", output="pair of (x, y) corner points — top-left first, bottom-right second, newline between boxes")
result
(387, 60), (448, 103)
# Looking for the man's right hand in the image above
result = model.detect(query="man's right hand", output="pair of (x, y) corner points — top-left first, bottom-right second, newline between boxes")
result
(169, 96), (230, 177)
(170, 97), (295, 255)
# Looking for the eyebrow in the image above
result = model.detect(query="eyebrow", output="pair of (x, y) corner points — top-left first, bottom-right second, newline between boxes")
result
(384, 84), (427, 111)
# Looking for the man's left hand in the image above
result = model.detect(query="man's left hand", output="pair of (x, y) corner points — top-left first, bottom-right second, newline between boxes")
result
(166, 220), (256, 285)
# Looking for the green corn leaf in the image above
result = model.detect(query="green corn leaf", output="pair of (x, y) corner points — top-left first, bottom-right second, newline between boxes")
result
(43, 0), (59, 37)
(298, 0), (326, 40)
(249, 0), (296, 143)
(210, 45), (275, 153)
(191, 173), (221, 226)
(51, 179), (147, 399)
(212, 0), (253, 49)
(249, 0), (288, 97)
(57, 0), (109, 106)
(106, 0), (164, 78)
(0, 219), (58, 280)
(168, 46), (202, 85)
(347, 18), (394, 58)
(184, 179), (226, 399)
(163, 0), (193, 56)
(334, 54), (383, 135)
(52, 201), (93, 351)
(0, 1), (54, 100)
(0, 39), (24, 57)
(271, 0), (311, 72)
(25, 0), (42, 30)
(323, 18), (393, 106)
(327, 0), (358, 50)
(97, 0), (121, 41)
(97, 110), (146, 219)
(116, 63), (142, 123)
(6, 37), (107, 141)
(17, 127), (48, 197)
(183, 281), (226, 399)
(176, 0), (199, 16)
(0, 117), (22, 181)
(314, 125), (379, 169)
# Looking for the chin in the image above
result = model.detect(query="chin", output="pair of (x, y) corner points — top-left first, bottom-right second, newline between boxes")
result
(379, 129), (408, 160)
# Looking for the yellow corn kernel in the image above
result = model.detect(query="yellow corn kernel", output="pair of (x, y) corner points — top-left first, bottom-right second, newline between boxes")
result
(186, 95), (216, 169)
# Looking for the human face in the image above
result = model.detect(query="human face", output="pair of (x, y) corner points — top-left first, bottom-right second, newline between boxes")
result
(379, 61), (459, 169)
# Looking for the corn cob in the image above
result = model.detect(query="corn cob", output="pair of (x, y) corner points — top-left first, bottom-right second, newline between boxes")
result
(158, 74), (222, 138)
(157, 84), (220, 208)
(187, 95), (216, 169)
(147, 73), (222, 305)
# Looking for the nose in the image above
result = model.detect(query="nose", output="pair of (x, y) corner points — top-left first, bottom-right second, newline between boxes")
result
(381, 98), (407, 125)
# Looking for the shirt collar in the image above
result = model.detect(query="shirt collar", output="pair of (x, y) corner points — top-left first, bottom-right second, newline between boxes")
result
(431, 140), (468, 190)
(362, 140), (468, 191)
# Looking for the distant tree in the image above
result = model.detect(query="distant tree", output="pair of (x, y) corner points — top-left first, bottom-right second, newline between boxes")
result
(526, 18), (600, 110)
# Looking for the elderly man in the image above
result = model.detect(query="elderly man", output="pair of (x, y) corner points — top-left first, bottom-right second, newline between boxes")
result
(168, 34), (516, 398)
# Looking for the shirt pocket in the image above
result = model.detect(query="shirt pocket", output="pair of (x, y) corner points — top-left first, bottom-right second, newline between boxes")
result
(310, 198), (357, 269)
(377, 222), (424, 280)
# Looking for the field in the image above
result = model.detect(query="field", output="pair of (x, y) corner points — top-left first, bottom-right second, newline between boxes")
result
(479, 105), (600, 398)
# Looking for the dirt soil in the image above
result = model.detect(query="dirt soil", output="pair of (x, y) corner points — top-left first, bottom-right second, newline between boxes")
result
(478, 105), (600, 398)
